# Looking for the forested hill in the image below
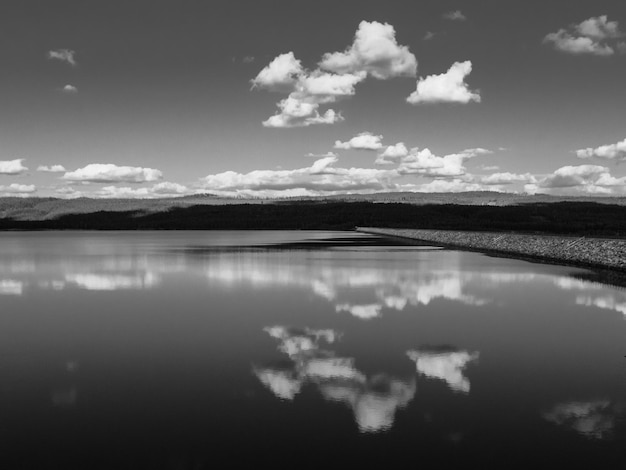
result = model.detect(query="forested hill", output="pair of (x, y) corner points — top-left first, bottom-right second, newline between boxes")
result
(2, 192), (626, 222)
(2, 201), (626, 237)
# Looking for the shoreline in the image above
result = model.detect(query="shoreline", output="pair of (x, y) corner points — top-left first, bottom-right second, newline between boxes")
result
(356, 227), (626, 274)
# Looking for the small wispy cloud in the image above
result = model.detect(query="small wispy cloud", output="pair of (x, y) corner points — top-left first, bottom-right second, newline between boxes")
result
(47, 49), (76, 66)
(37, 165), (67, 173)
(62, 85), (78, 94)
(443, 10), (467, 22)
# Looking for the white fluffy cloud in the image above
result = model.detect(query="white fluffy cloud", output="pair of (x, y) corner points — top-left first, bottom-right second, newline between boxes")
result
(62, 164), (163, 183)
(319, 21), (417, 79)
(259, 70), (364, 128)
(254, 21), (416, 127)
(334, 132), (384, 150)
(200, 155), (397, 196)
(544, 16), (623, 56)
(0, 183), (36, 195)
(576, 137), (626, 161)
(576, 15), (622, 39)
(47, 49), (76, 66)
(37, 164), (67, 173)
(263, 98), (344, 128)
(251, 52), (303, 92)
(407, 61), (480, 105)
(443, 10), (466, 22)
(375, 142), (409, 164)
(62, 84), (78, 93)
(0, 159), (28, 175)
(525, 165), (626, 195)
(398, 147), (490, 177)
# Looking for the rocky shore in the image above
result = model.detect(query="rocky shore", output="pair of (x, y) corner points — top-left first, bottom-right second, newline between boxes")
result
(356, 227), (626, 272)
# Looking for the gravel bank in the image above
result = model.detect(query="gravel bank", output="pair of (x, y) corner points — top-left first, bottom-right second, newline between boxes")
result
(356, 227), (626, 272)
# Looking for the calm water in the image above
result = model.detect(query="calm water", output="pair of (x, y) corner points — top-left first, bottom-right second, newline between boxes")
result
(0, 231), (625, 468)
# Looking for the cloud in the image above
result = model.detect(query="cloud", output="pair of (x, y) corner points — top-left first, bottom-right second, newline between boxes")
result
(525, 164), (626, 195)
(534, 165), (610, 188)
(0, 184), (36, 194)
(407, 61), (480, 105)
(305, 151), (339, 158)
(254, 21), (416, 127)
(260, 69), (365, 128)
(263, 101), (343, 128)
(47, 49), (76, 66)
(319, 21), (417, 79)
(242, 56), (255, 64)
(0, 184), (36, 198)
(479, 172), (535, 185)
(443, 10), (466, 21)
(199, 156), (398, 196)
(398, 147), (490, 177)
(375, 142), (409, 164)
(251, 52), (303, 92)
(37, 164), (67, 173)
(423, 31), (436, 41)
(0, 159), (28, 175)
(576, 15), (622, 40)
(252, 53), (366, 128)
(576, 137), (626, 161)
(407, 348), (479, 393)
(334, 132), (384, 150)
(89, 182), (193, 199)
(411, 178), (486, 193)
(544, 16), (623, 56)
(62, 84), (78, 93)
(62, 164), (163, 183)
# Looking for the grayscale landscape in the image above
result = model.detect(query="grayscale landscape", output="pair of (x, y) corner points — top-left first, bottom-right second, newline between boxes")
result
(1, 1), (625, 468)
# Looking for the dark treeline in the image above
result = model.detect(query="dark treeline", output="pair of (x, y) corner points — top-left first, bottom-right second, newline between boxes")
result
(2, 201), (626, 236)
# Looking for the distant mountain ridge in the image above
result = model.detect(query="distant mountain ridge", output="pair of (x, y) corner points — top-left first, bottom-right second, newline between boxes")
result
(2, 191), (626, 222)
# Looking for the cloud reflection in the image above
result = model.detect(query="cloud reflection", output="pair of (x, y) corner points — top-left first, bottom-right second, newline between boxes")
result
(65, 272), (160, 291)
(544, 400), (619, 439)
(407, 347), (479, 393)
(0, 279), (24, 295)
(576, 294), (626, 316)
(254, 326), (415, 433)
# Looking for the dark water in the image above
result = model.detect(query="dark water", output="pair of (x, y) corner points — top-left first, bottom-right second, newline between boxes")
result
(0, 231), (625, 468)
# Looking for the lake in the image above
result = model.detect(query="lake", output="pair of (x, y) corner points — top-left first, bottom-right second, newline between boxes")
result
(0, 231), (625, 468)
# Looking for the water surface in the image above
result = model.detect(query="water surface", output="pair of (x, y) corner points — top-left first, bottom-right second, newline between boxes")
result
(0, 231), (625, 468)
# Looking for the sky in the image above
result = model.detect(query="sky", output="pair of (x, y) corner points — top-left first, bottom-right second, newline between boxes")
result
(1, 0), (625, 198)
